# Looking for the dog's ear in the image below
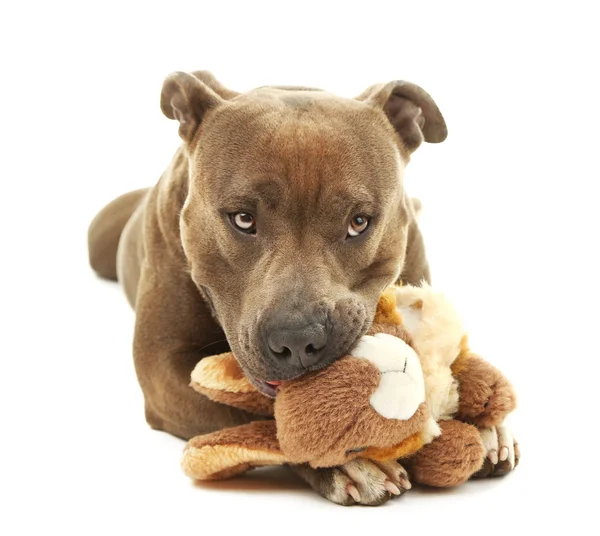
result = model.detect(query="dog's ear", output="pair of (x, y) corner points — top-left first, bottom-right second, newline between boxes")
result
(190, 70), (240, 100)
(160, 71), (224, 142)
(357, 81), (447, 153)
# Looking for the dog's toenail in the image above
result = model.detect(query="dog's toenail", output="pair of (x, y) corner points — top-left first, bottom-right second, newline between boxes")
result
(384, 481), (401, 495)
(399, 476), (412, 489)
(347, 484), (361, 503)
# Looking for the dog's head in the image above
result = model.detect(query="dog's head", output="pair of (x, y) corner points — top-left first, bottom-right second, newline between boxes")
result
(161, 71), (447, 395)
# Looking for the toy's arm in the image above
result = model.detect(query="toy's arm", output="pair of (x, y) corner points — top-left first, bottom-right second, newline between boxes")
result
(451, 352), (516, 429)
(183, 355), (283, 482)
(190, 353), (274, 416)
(182, 420), (286, 480)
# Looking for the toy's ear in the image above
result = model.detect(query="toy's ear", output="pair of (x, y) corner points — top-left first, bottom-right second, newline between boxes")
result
(369, 287), (414, 343)
(190, 353), (274, 416)
(182, 421), (287, 480)
(374, 287), (403, 325)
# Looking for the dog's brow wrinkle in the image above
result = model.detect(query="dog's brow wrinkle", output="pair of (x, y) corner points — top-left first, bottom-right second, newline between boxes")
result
(329, 189), (377, 213)
(224, 180), (283, 209)
(254, 180), (284, 205)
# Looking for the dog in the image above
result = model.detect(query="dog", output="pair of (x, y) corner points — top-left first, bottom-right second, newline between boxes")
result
(88, 70), (448, 504)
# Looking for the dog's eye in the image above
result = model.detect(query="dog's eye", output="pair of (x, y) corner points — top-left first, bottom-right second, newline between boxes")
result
(347, 215), (370, 237)
(345, 446), (367, 456)
(230, 212), (256, 234)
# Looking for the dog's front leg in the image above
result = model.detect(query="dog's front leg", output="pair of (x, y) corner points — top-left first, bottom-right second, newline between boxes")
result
(290, 460), (411, 506)
(133, 262), (259, 441)
(472, 422), (520, 478)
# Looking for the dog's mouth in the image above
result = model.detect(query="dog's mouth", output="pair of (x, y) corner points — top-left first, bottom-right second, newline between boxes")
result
(251, 373), (306, 397)
(249, 379), (281, 398)
(262, 380), (282, 397)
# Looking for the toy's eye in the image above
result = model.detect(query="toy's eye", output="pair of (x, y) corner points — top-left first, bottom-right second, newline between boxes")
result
(347, 215), (369, 237)
(230, 212), (256, 234)
(345, 446), (367, 456)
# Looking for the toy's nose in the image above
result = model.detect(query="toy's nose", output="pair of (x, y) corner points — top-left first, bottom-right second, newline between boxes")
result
(266, 322), (328, 369)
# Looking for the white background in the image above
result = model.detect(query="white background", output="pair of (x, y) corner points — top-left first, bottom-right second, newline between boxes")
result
(1, 1), (598, 534)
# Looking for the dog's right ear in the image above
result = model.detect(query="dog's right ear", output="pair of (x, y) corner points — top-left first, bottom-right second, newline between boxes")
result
(160, 71), (224, 142)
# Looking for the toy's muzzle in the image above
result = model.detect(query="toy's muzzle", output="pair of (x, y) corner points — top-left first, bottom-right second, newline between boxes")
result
(351, 333), (426, 420)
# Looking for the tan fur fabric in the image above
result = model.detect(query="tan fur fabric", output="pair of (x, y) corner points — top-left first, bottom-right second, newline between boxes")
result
(190, 352), (274, 415)
(190, 352), (256, 393)
(182, 420), (285, 480)
(393, 284), (463, 423)
(404, 419), (485, 487)
(453, 353), (517, 428)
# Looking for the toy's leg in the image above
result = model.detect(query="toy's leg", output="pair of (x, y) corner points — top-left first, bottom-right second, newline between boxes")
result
(291, 459), (412, 506)
(404, 420), (486, 487)
(453, 353), (517, 429)
(182, 420), (286, 481)
(472, 423), (520, 478)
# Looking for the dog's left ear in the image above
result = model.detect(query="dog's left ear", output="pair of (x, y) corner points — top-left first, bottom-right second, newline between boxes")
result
(160, 71), (225, 142)
(357, 81), (447, 153)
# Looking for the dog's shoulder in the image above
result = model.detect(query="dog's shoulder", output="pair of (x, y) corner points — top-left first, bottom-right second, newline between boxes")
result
(142, 147), (190, 260)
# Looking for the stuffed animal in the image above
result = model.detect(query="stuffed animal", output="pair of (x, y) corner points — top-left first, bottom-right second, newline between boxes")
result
(181, 318), (440, 480)
(181, 284), (519, 491)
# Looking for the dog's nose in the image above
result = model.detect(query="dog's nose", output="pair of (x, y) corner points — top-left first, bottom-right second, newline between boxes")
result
(267, 322), (328, 369)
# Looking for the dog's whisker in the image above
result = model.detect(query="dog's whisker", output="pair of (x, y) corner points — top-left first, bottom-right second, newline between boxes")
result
(197, 339), (228, 355)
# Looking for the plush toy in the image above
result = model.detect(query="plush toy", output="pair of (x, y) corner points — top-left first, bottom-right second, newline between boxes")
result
(181, 316), (440, 480)
(181, 284), (519, 491)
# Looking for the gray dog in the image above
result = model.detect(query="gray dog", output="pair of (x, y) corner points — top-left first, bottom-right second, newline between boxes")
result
(88, 70), (447, 504)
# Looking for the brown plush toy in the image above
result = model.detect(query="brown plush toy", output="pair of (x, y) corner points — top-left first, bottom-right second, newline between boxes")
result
(181, 284), (519, 493)
(182, 318), (439, 481)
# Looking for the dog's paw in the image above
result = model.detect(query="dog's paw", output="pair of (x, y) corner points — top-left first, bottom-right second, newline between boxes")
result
(472, 422), (520, 478)
(292, 459), (411, 506)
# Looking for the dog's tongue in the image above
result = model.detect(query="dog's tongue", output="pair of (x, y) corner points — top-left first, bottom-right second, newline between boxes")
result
(266, 381), (281, 386)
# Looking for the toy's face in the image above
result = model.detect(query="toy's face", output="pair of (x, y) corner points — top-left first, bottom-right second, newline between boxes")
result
(275, 331), (429, 467)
